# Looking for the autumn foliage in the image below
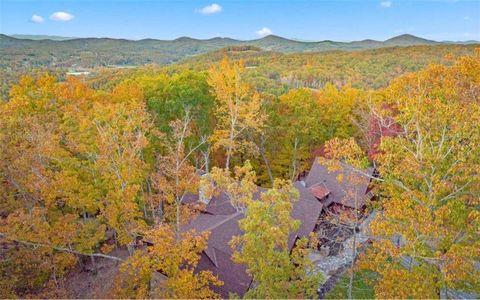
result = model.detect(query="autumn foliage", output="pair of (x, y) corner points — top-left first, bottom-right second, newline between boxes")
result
(1, 48), (479, 298)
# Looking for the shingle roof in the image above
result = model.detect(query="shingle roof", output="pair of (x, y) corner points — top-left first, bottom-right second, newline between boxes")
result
(195, 248), (251, 296)
(305, 159), (374, 209)
(183, 187), (268, 216)
(181, 159), (372, 297)
(288, 181), (324, 249)
(183, 182), (324, 297)
(205, 192), (238, 215)
(183, 212), (250, 296)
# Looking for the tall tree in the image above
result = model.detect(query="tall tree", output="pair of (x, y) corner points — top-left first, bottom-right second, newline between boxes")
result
(112, 225), (222, 299)
(230, 179), (322, 298)
(151, 110), (205, 235)
(274, 88), (323, 180)
(208, 57), (266, 170)
(87, 81), (152, 249)
(355, 52), (480, 298)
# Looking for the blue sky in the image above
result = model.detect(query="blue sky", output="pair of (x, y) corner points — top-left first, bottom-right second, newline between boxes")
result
(1, 0), (479, 41)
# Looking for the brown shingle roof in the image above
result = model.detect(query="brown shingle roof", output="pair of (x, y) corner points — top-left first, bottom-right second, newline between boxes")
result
(183, 187), (267, 216)
(183, 211), (250, 296)
(305, 159), (374, 209)
(183, 182), (324, 297)
(205, 192), (238, 215)
(288, 181), (324, 249)
(180, 159), (373, 297)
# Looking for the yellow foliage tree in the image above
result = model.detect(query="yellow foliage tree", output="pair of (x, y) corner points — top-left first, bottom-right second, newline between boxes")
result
(112, 224), (222, 299)
(202, 160), (258, 213)
(230, 179), (322, 298)
(208, 57), (266, 170)
(356, 52), (480, 298)
(0, 75), (153, 295)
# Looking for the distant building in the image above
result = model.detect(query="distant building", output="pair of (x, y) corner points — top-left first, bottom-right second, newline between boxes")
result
(66, 71), (90, 76)
(66, 67), (90, 76)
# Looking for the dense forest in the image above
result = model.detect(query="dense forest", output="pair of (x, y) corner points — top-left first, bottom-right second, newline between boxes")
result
(1, 33), (477, 99)
(0, 33), (449, 69)
(0, 41), (479, 298)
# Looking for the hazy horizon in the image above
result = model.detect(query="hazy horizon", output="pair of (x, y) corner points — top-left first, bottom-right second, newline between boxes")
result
(3, 32), (479, 43)
(1, 0), (479, 42)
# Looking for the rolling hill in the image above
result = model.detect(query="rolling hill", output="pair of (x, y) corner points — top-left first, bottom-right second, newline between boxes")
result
(0, 33), (473, 70)
(10, 34), (76, 41)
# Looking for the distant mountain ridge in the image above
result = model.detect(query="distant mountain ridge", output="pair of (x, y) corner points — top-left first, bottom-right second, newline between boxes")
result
(10, 34), (76, 41)
(0, 34), (450, 45)
(0, 33), (478, 69)
(5, 33), (472, 45)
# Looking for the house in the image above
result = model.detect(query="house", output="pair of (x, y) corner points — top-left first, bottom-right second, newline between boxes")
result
(304, 159), (374, 209)
(182, 159), (374, 297)
(182, 182), (323, 297)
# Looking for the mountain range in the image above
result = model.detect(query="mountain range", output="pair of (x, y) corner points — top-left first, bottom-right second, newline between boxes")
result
(1, 33), (478, 69)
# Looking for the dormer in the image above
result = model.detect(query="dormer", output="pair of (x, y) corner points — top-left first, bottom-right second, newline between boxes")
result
(309, 183), (330, 200)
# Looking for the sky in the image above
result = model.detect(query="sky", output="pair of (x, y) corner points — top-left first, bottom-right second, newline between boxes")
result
(1, 0), (479, 41)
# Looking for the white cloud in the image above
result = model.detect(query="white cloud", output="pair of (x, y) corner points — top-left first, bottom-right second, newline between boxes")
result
(199, 3), (222, 15)
(380, 1), (392, 8)
(50, 11), (74, 21)
(31, 14), (44, 23)
(255, 27), (273, 37)
(463, 16), (470, 20)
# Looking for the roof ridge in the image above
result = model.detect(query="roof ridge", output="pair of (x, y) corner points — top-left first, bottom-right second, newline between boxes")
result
(205, 247), (218, 267)
(203, 212), (242, 232)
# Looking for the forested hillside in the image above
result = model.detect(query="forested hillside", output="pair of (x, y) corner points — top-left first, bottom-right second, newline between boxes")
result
(1, 33), (478, 99)
(173, 44), (479, 92)
(37, 44), (478, 97)
(1, 33), (475, 70)
(1, 41), (479, 299)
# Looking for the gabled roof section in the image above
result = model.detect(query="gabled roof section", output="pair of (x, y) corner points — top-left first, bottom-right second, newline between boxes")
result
(183, 212), (243, 267)
(205, 247), (218, 267)
(288, 181), (324, 249)
(183, 211), (247, 296)
(183, 186), (267, 216)
(305, 159), (374, 209)
(309, 184), (331, 200)
(205, 192), (237, 215)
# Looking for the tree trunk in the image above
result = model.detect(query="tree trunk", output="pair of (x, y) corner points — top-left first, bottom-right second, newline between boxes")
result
(225, 143), (232, 171)
(226, 117), (235, 171)
(260, 148), (274, 186)
(291, 137), (299, 181)
(203, 146), (210, 173)
(175, 198), (181, 241)
(348, 231), (357, 299)
(113, 230), (119, 250)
